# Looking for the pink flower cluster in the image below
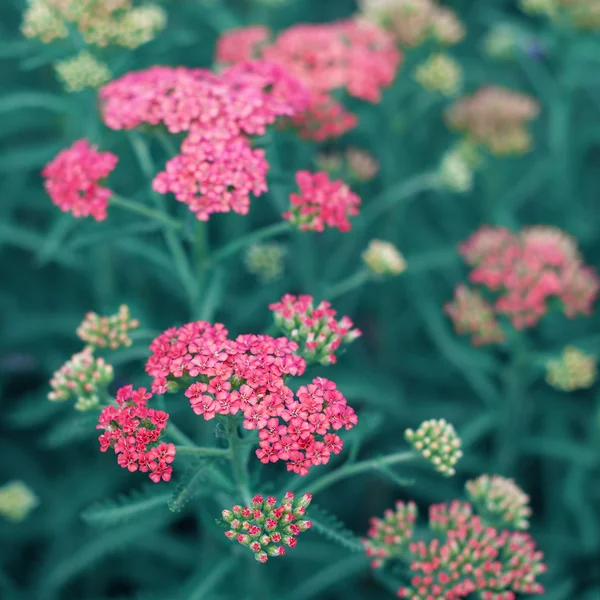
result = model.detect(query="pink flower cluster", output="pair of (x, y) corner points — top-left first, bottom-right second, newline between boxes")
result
(216, 19), (401, 140)
(364, 500), (546, 598)
(42, 138), (118, 221)
(456, 226), (599, 329)
(269, 294), (362, 364)
(99, 62), (309, 220)
(283, 171), (361, 232)
(145, 320), (357, 475)
(400, 501), (546, 599)
(221, 492), (312, 563)
(97, 385), (175, 483)
(445, 284), (506, 346)
(216, 26), (270, 65)
(363, 500), (417, 568)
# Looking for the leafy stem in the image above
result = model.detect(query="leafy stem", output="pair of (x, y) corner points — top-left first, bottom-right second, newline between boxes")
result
(109, 194), (183, 229)
(298, 450), (417, 496)
(227, 419), (253, 506)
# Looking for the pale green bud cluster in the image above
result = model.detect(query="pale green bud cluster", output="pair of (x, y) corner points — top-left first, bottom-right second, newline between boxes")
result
(546, 346), (597, 392)
(466, 474), (532, 530)
(244, 243), (287, 283)
(405, 418), (462, 476)
(0, 481), (39, 522)
(414, 52), (462, 97)
(54, 50), (112, 92)
(48, 347), (113, 411)
(362, 240), (407, 276)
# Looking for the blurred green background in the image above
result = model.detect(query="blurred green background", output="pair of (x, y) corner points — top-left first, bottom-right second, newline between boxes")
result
(1, 0), (600, 598)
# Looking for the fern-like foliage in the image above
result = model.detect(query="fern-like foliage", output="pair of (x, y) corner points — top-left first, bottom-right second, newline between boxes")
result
(81, 485), (171, 527)
(168, 457), (223, 513)
(308, 503), (364, 553)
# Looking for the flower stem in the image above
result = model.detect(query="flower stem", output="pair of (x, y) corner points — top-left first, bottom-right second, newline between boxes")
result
(109, 194), (183, 230)
(301, 451), (417, 496)
(326, 269), (371, 301)
(208, 221), (291, 266)
(359, 171), (440, 229)
(175, 446), (232, 458)
(227, 420), (253, 506)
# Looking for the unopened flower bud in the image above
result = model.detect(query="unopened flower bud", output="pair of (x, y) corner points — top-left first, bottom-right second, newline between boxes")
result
(405, 419), (462, 477)
(0, 481), (39, 522)
(362, 240), (407, 276)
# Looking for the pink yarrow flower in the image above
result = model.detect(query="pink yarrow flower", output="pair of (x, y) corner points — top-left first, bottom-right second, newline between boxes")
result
(269, 294), (362, 364)
(99, 63), (309, 221)
(42, 139), (118, 221)
(97, 386), (175, 483)
(365, 500), (546, 598)
(221, 492), (312, 563)
(216, 19), (402, 140)
(284, 171), (361, 232)
(145, 320), (358, 475)
(216, 26), (271, 65)
(457, 225), (599, 330)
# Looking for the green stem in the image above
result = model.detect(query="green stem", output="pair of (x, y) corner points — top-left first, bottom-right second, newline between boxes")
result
(128, 133), (200, 311)
(301, 451), (416, 496)
(326, 269), (371, 301)
(208, 221), (291, 266)
(358, 171), (440, 230)
(175, 446), (232, 458)
(109, 194), (183, 229)
(227, 420), (253, 506)
(496, 336), (529, 475)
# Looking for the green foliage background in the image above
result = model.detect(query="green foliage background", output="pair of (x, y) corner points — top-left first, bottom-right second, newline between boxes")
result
(1, 0), (600, 598)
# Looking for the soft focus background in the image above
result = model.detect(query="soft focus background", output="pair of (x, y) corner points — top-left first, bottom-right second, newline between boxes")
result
(1, 0), (600, 598)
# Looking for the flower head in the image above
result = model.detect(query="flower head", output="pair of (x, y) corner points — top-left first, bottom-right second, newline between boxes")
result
(97, 386), (175, 483)
(215, 26), (271, 65)
(456, 225), (599, 330)
(42, 139), (118, 221)
(0, 481), (39, 522)
(414, 52), (462, 97)
(365, 498), (546, 598)
(345, 148), (380, 182)
(145, 320), (357, 475)
(54, 50), (112, 92)
(445, 284), (506, 346)
(405, 418), (462, 476)
(22, 0), (166, 48)
(466, 474), (532, 530)
(100, 63), (309, 221)
(269, 294), (362, 364)
(49, 347), (113, 411)
(244, 243), (287, 282)
(362, 240), (407, 276)
(362, 500), (417, 567)
(283, 171), (361, 233)
(446, 85), (540, 156)
(77, 305), (140, 350)
(546, 346), (597, 392)
(217, 19), (401, 140)
(221, 492), (312, 562)
(359, 0), (465, 47)
(437, 140), (481, 193)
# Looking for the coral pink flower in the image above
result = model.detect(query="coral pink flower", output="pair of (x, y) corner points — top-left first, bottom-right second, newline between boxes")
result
(99, 63), (309, 220)
(269, 294), (362, 364)
(216, 19), (401, 140)
(145, 320), (357, 475)
(366, 500), (546, 598)
(42, 139), (118, 221)
(449, 225), (599, 336)
(216, 26), (271, 65)
(283, 171), (361, 233)
(97, 386), (175, 483)
(221, 492), (312, 562)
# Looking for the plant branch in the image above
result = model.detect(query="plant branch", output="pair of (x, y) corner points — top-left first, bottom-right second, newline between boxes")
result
(208, 221), (291, 266)
(301, 451), (417, 496)
(175, 446), (232, 458)
(109, 194), (183, 230)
